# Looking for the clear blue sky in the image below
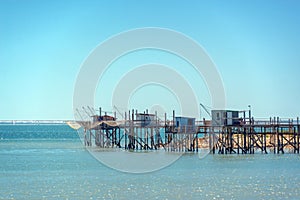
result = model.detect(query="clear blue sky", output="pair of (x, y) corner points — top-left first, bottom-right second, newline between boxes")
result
(1, 0), (300, 120)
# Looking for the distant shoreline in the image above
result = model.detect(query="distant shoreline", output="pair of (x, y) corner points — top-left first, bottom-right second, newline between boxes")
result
(0, 120), (69, 125)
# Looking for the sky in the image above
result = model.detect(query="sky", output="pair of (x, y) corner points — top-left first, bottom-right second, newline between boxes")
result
(1, 0), (300, 120)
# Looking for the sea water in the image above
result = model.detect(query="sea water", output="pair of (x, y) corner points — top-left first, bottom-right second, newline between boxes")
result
(0, 124), (300, 199)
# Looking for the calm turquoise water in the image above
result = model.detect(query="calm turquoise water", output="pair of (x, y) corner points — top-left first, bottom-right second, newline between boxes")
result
(1, 125), (300, 199)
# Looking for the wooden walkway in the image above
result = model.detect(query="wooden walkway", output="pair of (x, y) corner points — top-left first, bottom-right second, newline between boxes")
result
(77, 108), (300, 154)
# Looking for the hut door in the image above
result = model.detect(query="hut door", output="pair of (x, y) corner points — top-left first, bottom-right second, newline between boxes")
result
(227, 112), (232, 125)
